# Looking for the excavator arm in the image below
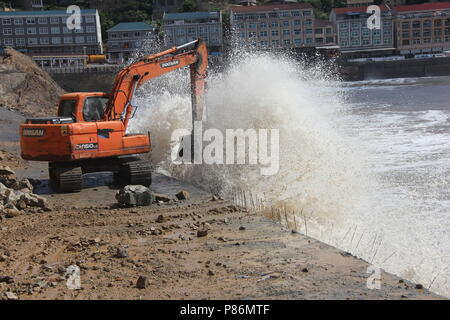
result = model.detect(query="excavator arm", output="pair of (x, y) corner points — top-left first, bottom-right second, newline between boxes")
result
(104, 39), (208, 131)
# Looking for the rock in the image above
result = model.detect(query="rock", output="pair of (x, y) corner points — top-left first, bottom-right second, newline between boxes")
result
(207, 270), (215, 276)
(211, 195), (219, 202)
(239, 226), (246, 231)
(415, 284), (423, 290)
(156, 215), (165, 223)
(5, 208), (21, 218)
(0, 276), (14, 284)
(115, 247), (129, 258)
(116, 185), (155, 207)
(197, 229), (208, 238)
(154, 193), (171, 203)
(18, 178), (34, 192)
(20, 193), (48, 209)
(0, 166), (15, 176)
(0, 151), (4, 161)
(176, 190), (190, 201)
(136, 276), (148, 289)
(301, 268), (309, 273)
(5, 291), (18, 300)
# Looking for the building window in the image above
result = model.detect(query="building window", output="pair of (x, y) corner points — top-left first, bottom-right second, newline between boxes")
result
(3, 28), (12, 35)
(373, 38), (381, 45)
(87, 26), (96, 33)
(341, 40), (349, 47)
(2, 18), (11, 25)
(26, 18), (36, 24)
(423, 20), (431, 28)
(423, 29), (431, 37)
(50, 17), (60, 24)
(402, 31), (410, 38)
(39, 27), (48, 34)
(303, 11), (312, 16)
(40, 38), (49, 44)
(351, 39), (360, 46)
(260, 31), (268, 37)
(435, 20), (442, 27)
(87, 35), (97, 43)
(271, 30), (279, 36)
(28, 38), (38, 45)
(3, 38), (13, 46)
(271, 22), (278, 28)
(282, 21), (289, 27)
(63, 27), (71, 34)
(51, 27), (60, 34)
(305, 38), (313, 44)
(38, 17), (47, 24)
(423, 38), (431, 44)
(362, 39), (370, 45)
(294, 29), (301, 36)
(75, 27), (84, 34)
(85, 16), (95, 23)
(283, 30), (290, 36)
(52, 37), (61, 44)
(283, 39), (291, 45)
(260, 22), (267, 28)
(292, 11), (300, 17)
(27, 28), (36, 35)
(248, 23), (256, 29)
(294, 39), (302, 46)
(351, 22), (360, 29)
(384, 38), (391, 44)
(272, 39), (280, 46)
(64, 37), (73, 44)
(16, 38), (25, 46)
(412, 21), (421, 29)
(13, 18), (23, 25)
(15, 28), (24, 35)
(75, 36), (85, 43)
(412, 39), (421, 44)
(402, 22), (409, 29)
(304, 20), (312, 26)
(402, 39), (409, 45)
(435, 29), (442, 37)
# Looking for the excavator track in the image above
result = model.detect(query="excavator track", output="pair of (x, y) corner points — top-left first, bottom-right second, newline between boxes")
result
(49, 163), (83, 193)
(116, 158), (152, 187)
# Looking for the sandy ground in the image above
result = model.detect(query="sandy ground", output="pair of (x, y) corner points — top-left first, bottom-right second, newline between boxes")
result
(0, 107), (445, 300)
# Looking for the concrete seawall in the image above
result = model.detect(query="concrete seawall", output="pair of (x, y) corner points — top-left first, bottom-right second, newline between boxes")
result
(340, 56), (450, 81)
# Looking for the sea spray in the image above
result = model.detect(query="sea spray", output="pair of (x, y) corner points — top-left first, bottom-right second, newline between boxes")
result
(128, 49), (449, 297)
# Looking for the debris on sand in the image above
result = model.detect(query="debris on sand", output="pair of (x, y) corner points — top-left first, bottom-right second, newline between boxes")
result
(176, 190), (190, 201)
(136, 276), (148, 289)
(0, 166), (50, 218)
(116, 185), (155, 207)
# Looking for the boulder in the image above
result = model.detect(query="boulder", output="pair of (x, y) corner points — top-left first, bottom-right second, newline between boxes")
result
(136, 276), (148, 289)
(176, 190), (190, 201)
(153, 193), (172, 203)
(0, 166), (15, 176)
(116, 185), (155, 207)
(20, 192), (48, 208)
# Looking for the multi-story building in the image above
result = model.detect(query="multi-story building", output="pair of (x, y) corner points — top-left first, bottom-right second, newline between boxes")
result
(0, 9), (103, 55)
(107, 22), (157, 64)
(395, 2), (450, 55)
(230, 3), (316, 50)
(163, 11), (223, 53)
(331, 5), (395, 59)
(22, 0), (44, 11)
(152, 0), (182, 19)
(314, 19), (336, 46)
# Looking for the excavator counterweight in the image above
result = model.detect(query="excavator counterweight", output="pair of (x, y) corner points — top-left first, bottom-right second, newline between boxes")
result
(20, 39), (208, 192)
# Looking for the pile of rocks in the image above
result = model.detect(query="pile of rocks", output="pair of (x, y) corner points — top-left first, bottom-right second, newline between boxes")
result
(0, 165), (50, 218)
(116, 185), (190, 207)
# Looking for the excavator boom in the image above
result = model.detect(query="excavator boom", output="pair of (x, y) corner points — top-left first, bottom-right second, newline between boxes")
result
(104, 39), (208, 131)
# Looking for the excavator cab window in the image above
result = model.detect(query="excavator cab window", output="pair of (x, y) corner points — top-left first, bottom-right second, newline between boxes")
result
(59, 100), (76, 118)
(83, 97), (108, 122)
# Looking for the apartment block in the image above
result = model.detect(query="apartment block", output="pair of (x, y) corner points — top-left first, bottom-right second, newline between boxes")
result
(395, 2), (450, 55)
(162, 11), (223, 52)
(107, 22), (157, 64)
(0, 9), (103, 55)
(331, 5), (395, 58)
(230, 3), (316, 50)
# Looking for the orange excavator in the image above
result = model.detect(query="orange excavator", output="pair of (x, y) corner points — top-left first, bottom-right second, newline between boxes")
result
(20, 39), (208, 192)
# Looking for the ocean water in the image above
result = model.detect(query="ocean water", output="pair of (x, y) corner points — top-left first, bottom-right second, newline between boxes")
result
(129, 52), (450, 297)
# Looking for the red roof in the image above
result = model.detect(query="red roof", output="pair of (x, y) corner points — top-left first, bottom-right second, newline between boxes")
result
(396, 2), (450, 12)
(332, 5), (389, 15)
(230, 3), (313, 13)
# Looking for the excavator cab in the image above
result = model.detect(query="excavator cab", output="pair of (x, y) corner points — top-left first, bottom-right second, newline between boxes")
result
(56, 93), (109, 123)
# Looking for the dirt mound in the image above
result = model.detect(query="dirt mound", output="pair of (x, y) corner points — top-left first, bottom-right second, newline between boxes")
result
(0, 48), (64, 117)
